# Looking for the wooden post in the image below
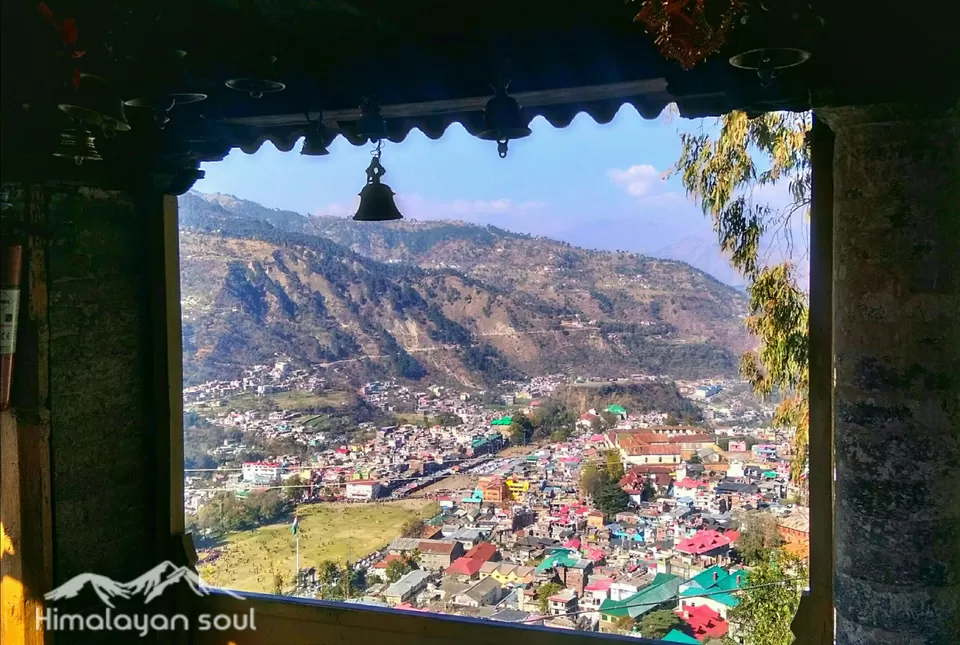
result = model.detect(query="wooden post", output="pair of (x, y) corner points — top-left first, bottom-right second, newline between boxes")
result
(791, 114), (835, 645)
(0, 184), (54, 645)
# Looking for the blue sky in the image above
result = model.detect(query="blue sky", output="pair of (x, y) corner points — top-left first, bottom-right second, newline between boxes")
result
(196, 106), (804, 285)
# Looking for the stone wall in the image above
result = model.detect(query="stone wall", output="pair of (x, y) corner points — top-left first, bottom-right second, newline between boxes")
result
(44, 185), (164, 586)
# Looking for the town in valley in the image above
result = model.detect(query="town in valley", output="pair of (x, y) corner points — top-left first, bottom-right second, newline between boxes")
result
(184, 360), (808, 644)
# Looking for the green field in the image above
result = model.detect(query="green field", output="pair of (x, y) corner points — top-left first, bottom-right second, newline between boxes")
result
(198, 500), (428, 593)
(214, 389), (351, 414)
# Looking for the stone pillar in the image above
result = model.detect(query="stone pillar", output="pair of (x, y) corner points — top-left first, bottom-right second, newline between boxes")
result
(820, 104), (960, 645)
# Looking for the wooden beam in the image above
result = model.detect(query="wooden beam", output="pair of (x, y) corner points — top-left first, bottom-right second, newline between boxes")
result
(0, 184), (53, 645)
(223, 78), (670, 128)
(791, 113), (835, 645)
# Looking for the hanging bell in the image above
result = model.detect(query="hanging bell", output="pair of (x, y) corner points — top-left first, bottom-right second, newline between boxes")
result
(728, 2), (819, 86)
(357, 97), (389, 142)
(353, 156), (403, 222)
(125, 51), (207, 127)
(301, 123), (332, 156)
(58, 74), (131, 136)
(52, 127), (102, 165)
(225, 55), (286, 99)
(729, 48), (811, 86)
(478, 85), (532, 158)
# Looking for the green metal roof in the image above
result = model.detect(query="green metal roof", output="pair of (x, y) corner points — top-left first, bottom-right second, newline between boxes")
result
(491, 416), (513, 426)
(681, 567), (747, 608)
(599, 573), (680, 619)
(606, 405), (628, 414)
(663, 629), (701, 644)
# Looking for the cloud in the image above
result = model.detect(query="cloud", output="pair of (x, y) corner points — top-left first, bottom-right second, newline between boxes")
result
(607, 164), (665, 197)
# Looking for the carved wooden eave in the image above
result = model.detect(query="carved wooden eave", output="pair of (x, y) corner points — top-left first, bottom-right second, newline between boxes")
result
(1, 0), (958, 194)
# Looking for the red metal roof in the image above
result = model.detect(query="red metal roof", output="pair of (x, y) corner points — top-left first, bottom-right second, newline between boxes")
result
(445, 557), (484, 576)
(464, 542), (498, 562)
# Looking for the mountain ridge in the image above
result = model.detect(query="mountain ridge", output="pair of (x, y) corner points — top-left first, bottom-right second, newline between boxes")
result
(178, 192), (752, 387)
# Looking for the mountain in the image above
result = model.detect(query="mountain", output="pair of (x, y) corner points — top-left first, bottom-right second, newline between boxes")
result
(178, 192), (753, 387)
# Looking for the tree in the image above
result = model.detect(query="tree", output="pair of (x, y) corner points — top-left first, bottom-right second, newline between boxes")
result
(614, 614), (637, 633)
(580, 462), (607, 498)
(641, 479), (659, 502)
(595, 481), (630, 515)
(688, 453), (703, 464)
(599, 411), (620, 428)
(537, 582), (563, 615)
(674, 111), (811, 483)
(604, 450), (625, 481)
(509, 414), (535, 445)
(639, 609), (685, 639)
(400, 517), (426, 538)
(272, 571), (285, 595)
(727, 550), (806, 645)
(734, 512), (784, 565)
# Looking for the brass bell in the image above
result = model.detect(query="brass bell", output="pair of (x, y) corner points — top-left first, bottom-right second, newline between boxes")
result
(478, 85), (532, 158)
(58, 74), (130, 136)
(301, 130), (331, 156)
(52, 127), (102, 165)
(225, 55), (285, 99)
(357, 97), (389, 142)
(353, 156), (402, 222)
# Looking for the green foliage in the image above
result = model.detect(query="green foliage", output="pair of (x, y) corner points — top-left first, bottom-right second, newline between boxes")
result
(639, 609), (685, 639)
(604, 450), (625, 481)
(580, 463), (607, 499)
(400, 517), (426, 538)
(188, 489), (293, 539)
(614, 614), (637, 633)
(532, 399), (577, 441)
(673, 111), (811, 482)
(727, 550), (807, 645)
(734, 512), (784, 565)
(316, 559), (366, 600)
(537, 582), (563, 615)
(594, 480), (630, 515)
(508, 414), (535, 445)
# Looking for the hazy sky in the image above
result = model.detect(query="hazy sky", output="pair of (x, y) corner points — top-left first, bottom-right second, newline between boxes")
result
(196, 106), (806, 285)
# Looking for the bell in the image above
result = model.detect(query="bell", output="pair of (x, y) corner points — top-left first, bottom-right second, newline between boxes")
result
(58, 74), (130, 135)
(729, 48), (811, 86)
(353, 156), (403, 222)
(357, 97), (389, 142)
(478, 88), (532, 140)
(125, 51), (207, 126)
(52, 127), (102, 165)
(225, 55), (285, 99)
(301, 126), (331, 156)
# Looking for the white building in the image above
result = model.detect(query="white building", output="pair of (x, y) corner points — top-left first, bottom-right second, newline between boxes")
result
(242, 461), (281, 484)
(345, 479), (381, 500)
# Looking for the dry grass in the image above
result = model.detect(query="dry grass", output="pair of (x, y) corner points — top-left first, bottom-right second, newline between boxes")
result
(198, 499), (429, 594)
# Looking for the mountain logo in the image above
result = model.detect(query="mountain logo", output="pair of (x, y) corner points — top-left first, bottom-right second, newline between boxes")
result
(44, 561), (244, 608)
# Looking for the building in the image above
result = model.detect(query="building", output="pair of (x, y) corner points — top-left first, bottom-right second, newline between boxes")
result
(417, 539), (465, 571)
(344, 479), (380, 500)
(548, 588), (579, 616)
(451, 576), (503, 608)
(477, 476), (510, 503)
(505, 477), (530, 500)
(678, 566), (747, 620)
(241, 461), (282, 484)
(692, 385), (722, 399)
(599, 573), (681, 632)
(778, 508), (811, 559)
(728, 440), (747, 452)
(444, 557), (484, 582)
(382, 570), (432, 604)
